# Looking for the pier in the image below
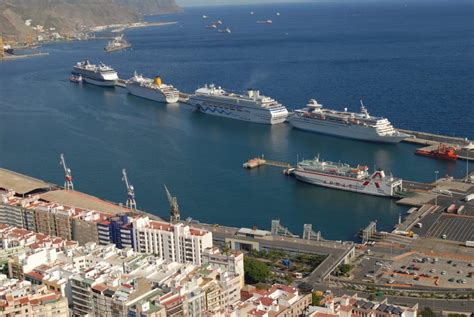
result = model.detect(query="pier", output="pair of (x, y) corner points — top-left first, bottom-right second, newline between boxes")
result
(243, 157), (293, 169)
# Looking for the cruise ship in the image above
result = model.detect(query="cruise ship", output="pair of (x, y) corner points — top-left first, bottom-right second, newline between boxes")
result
(126, 72), (179, 104)
(72, 60), (118, 87)
(288, 99), (410, 143)
(188, 84), (288, 124)
(291, 156), (403, 197)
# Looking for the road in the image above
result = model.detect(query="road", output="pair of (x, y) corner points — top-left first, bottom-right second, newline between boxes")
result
(311, 282), (474, 313)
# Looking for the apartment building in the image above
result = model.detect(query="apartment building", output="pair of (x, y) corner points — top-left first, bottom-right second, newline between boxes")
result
(132, 217), (213, 265)
(0, 278), (69, 316)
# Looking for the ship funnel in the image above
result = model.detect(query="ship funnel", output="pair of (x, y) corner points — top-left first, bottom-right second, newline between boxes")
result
(154, 76), (162, 86)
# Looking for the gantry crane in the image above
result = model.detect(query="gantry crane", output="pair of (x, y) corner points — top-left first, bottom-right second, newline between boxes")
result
(60, 153), (74, 190)
(164, 185), (180, 223)
(122, 169), (136, 210)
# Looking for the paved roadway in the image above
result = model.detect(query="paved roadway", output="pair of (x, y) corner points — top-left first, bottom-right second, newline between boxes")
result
(311, 282), (474, 313)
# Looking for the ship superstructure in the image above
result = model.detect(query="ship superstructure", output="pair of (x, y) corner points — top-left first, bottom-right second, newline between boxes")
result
(292, 156), (402, 197)
(188, 84), (288, 124)
(72, 60), (118, 87)
(126, 72), (179, 104)
(288, 99), (410, 143)
(105, 34), (131, 53)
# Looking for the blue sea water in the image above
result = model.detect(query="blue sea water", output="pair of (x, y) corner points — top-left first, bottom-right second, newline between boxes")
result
(0, 1), (472, 240)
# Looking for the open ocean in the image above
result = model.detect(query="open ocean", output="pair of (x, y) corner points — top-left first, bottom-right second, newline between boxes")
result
(0, 0), (472, 240)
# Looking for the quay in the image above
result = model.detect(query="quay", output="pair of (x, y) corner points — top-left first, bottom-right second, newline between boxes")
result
(243, 157), (293, 169)
(0, 167), (160, 220)
(1, 51), (49, 61)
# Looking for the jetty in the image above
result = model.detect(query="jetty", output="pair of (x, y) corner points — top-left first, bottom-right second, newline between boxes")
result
(243, 157), (292, 169)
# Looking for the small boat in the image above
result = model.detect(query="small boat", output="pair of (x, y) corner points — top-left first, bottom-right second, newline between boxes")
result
(257, 19), (273, 24)
(206, 24), (217, 29)
(276, 12), (281, 16)
(250, 11), (255, 15)
(218, 28), (231, 34)
(202, 15), (208, 19)
(415, 144), (458, 160)
(69, 74), (82, 83)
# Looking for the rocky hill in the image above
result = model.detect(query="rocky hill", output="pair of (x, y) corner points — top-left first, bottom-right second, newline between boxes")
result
(0, 0), (180, 41)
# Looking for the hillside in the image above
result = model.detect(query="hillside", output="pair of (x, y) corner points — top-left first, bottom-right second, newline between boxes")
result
(0, 0), (180, 41)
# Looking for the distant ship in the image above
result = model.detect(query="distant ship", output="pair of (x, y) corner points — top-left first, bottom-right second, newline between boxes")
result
(188, 84), (288, 124)
(72, 60), (118, 87)
(288, 99), (410, 143)
(257, 20), (273, 24)
(202, 15), (208, 19)
(291, 156), (403, 197)
(218, 28), (231, 34)
(104, 34), (131, 53)
(126, 72), (179, 104)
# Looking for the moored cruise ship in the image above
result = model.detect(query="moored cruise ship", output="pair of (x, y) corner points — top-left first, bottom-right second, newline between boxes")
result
(188, 84), (288, 124)
(72, 60), (118, 87)
(126, 72), (179, 104)
(288, 99), (410, 143)
(291, 156), (403, 197)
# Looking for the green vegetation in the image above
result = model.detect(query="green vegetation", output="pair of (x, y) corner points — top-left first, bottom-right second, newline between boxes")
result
(418, 307), (436, 317)
(333, 263), (353, 277)
(244, 257), (270, 284)
(447, 314), (468, 317)
(311, 292), (323, 306)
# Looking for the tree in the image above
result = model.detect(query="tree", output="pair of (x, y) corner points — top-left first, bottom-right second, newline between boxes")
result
(311, 292), (323, 306)
(418, 307), (436, 317)
(339, 264), (352, 274)
(244, 257), (270, 284)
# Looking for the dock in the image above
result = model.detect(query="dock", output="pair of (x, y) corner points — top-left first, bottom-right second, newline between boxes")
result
(243, 157), (293, 169)
(400, 129), (474, 161)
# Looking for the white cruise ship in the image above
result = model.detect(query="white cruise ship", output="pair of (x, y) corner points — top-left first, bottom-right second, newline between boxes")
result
(126, 72), (179, 104)
(188, 84), (288, 124)
(292, 156), (403, 197)
(72, 60), (118, 87)
(288, 99), (410, 143)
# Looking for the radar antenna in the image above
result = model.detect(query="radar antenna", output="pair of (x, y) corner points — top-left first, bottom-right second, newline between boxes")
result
(60, 153), (74, 190)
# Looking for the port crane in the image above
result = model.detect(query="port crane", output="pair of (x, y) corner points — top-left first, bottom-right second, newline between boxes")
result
(164, 185), (180, 223)
(59, 153), (74, 190)
(122, 169), (136, 210)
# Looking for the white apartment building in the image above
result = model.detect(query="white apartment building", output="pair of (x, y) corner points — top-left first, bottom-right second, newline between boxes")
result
(132, 217), (213, 265)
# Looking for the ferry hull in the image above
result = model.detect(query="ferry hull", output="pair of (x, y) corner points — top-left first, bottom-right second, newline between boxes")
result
(190, 101), (287, 125)
(81, 77), (116, 87)
(126, 84), (179, 104)
(289, 117), (407, 144)
(293, 170), (399, 197)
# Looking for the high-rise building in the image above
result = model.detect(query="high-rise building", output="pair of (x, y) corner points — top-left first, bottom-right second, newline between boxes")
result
(132, 217), (213, 265)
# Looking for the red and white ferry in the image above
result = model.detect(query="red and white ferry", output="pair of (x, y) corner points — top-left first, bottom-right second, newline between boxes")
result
(291, 156), (403, 197)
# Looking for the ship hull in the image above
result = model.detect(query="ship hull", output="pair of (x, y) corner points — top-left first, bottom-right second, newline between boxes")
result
(288, 116), (406, 143)
(126, 83), (179, 104)
(72, 68), (118, 87)
(293, 169), (399, 197)
(189, 100), (288, 125)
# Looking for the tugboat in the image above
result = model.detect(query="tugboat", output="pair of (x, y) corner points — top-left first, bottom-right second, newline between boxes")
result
(415, 144), (458, 160)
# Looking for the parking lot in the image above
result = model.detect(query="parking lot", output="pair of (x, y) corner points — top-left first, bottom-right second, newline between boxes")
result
(425, 215), (474, 242)
(379, 253), (474, 289)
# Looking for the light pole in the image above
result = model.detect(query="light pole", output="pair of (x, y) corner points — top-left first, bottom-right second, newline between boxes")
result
(434, 170), (439, 207)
